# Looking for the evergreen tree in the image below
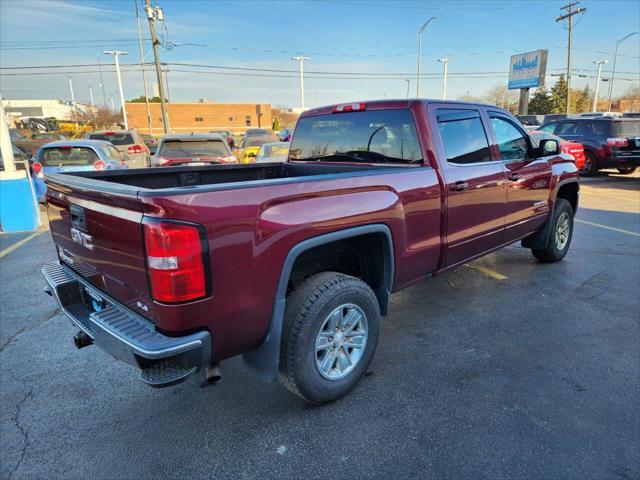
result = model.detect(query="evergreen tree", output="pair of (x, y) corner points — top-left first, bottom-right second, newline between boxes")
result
(550, 75), (567, 114)
(575, 85), (591, 113)
(528, 86), (554, 114)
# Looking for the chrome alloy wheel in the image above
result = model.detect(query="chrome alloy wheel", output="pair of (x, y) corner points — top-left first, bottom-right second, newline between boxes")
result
(555, 212), (571, 250)
(315, 304), (368, 380)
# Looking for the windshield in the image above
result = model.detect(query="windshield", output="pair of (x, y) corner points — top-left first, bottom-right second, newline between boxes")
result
(289, 109), (422, 163)
(159, 140), (229, 157)
(259, 143), (290, 159)
(39, 147), (99, 166)
(89, 132), (135, 145)
(613, 121), (640, 137)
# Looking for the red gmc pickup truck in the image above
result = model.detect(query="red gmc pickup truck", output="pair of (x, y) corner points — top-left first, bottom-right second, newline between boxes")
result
(42, 100), (579, 403)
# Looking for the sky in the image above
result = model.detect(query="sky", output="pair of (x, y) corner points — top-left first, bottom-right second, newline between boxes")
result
(0, 0), (638, 109)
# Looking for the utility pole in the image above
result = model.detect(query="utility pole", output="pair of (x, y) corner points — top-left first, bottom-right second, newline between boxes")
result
(416, 17), (436, 98)
(89, 85), (95, 106)
(592, 60), (608, 112)
(145, 0), (169, 134)
(607, 32), (638, 111)
(135, 0), (152, 134)
(104, 50), (129, 129)
(438, 58), (449, 100)
(405, 79), (411, 99)
(556, 1), (586, 115)
(291, 56), (310, 111)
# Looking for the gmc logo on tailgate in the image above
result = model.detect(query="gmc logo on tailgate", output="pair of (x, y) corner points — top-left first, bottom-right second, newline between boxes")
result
(70, 227), (94, 250)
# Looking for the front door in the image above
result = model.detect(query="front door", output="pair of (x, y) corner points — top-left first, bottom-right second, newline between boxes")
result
(430, 106), (508, 267)
(488, 113), (553, 241)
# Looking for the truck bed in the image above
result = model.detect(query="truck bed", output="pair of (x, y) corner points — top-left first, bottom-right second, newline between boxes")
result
(51, 162), (401, 193)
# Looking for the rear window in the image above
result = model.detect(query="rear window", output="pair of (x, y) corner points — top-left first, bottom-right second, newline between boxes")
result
(437, 109), (490, 164)
(613, 121), (640, 137)
(260, 143), (290, 159)
(245, 137), (271, 148)
(89, 132), (135, 145)
(39, 147), (99, 166)
(289, 109), (422, 163)
(159, 140), (228, 157)
(246, 129), (269, 136)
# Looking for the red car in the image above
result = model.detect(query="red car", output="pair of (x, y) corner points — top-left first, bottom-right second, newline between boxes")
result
(530, 130), (585, 170)
(43, 100), (579, 403)
(151, 133), (236, 167)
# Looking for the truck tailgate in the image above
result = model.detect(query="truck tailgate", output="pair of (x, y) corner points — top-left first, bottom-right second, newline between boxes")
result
(45, 178), (152, 318)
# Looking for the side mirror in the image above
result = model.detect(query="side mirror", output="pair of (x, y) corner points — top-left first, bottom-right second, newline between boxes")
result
(539, 138), (561, 156)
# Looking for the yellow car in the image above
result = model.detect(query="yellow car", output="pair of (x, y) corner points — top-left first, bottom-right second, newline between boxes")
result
(236, 135), (275, 164)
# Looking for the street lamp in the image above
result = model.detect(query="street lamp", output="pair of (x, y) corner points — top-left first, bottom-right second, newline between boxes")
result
(291, 56), (310, 111)
(607, 32), (638, 111)
(405, 79), (411, 99)
(592, 59), (608, 112)
(438, 58), (449, 100)
(104, 50), (129, 129)
(416, 17), (436, 98)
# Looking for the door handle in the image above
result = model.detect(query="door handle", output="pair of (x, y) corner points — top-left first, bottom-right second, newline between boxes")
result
(449, 181), (469, 192)
(508, 173), (522, 181)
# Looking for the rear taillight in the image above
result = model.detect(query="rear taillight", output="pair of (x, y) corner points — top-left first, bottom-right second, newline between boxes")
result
(93, 160), (106, 171)
(143, 221), (206, 303)
(128, 144), (144, 154)
(607, 137), (628, 148)
(332, 102), (367, 113)
(32, 161), (43, 175)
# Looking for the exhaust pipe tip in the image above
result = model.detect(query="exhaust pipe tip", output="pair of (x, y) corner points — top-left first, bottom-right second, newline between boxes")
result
(44, 286), (53, 297)
(74, 331), (93, 349)
(205, 363), (222, 384)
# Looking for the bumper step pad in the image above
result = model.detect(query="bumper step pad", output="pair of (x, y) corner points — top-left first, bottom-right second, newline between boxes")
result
(140, 362), (198, 388)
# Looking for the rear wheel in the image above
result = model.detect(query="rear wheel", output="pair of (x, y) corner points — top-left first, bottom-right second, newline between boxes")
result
(531, 199), (574, 263)
(617, 165), (637, 175)
(580, 151), (598, 176)
(279, 272), (380, 404)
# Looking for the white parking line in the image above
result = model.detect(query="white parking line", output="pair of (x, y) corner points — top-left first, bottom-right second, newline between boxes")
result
(575, 219), (640, 238)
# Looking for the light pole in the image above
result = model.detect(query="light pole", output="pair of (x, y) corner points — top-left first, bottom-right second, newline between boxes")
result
(607, 32), (638, 111)
(89, 85), (95, 107)
(67, 74), (75, 103)
(291, 56), (310, 111)
(405, 79), (411, 99)
(592, 59), (608, 112)
(438, 58), (449, 100)
(104, 50), (128, 129)
(416, 17), (436, 98)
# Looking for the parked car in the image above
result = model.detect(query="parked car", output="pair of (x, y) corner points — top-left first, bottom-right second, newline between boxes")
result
(42, 99), (579, 403)
(623, 112), (640, 119)
(529, 131), (585, 170)
(141, 134), (159, 154)
(87, 130), (150, 168)
(255, 142), (290, 163)
(152, 133), (236, 167)
(577, 112), (623, 118)
(10, 128), (61, 157)
(236, 134), (273, 163)
(31, 140), (127, 177)
(278, 128), (294, 142)
(0, 144), (30, 171)
(245, 128), (271, 137)
(31, 133), (65, 141)
(209, 130), (235, 148)
(538, 117), (640, 175)
(516, 115), (545, 126)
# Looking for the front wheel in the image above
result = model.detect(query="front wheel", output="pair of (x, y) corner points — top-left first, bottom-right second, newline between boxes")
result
(531, 198), (574, 263)
(279, 272), (380, 404)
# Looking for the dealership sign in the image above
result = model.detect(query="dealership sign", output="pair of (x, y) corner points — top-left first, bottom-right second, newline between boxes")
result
(508, 50), (548, 90)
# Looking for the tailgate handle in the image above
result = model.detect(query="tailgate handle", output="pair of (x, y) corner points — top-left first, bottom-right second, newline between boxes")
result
(70, 205), (87, 231)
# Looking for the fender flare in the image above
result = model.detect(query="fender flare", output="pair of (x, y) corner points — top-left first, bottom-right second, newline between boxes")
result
(242, 224), (394, 383)
(521, 178), (579, 250)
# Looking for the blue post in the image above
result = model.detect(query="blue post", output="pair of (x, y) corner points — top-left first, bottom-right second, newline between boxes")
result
(0, 170), (40, 232)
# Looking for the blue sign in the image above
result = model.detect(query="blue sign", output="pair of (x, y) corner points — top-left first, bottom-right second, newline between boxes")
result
(508, 50), (548, 90)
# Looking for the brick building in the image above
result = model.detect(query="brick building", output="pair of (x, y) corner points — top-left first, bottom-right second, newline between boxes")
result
(126, 102), (272, 135)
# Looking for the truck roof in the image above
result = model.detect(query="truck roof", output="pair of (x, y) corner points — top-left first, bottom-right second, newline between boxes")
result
(300, 99), (506, 118)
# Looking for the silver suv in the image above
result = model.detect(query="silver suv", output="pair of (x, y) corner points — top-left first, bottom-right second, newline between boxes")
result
(88, 130), (150, 168)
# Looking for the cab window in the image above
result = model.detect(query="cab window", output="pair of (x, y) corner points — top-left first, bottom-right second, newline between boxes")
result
(436, 109), (491, 165)
(538, 122), (557, 134)
(490, 116), (529, 161)
(556, 122), (580, 136)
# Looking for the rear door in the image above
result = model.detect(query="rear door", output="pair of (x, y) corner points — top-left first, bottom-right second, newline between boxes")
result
(430, 105), (508, 267)
(488, 112), (552, 240)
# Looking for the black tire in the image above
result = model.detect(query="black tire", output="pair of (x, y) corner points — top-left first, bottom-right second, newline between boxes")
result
(580, 151), (599, 176)
(616, 166), (637, 175)
(531, 198), (574, 263)
(279, 272), (380, 404)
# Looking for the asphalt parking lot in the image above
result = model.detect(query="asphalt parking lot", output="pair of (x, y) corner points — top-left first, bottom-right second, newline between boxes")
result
(1, 172), (639, 480)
